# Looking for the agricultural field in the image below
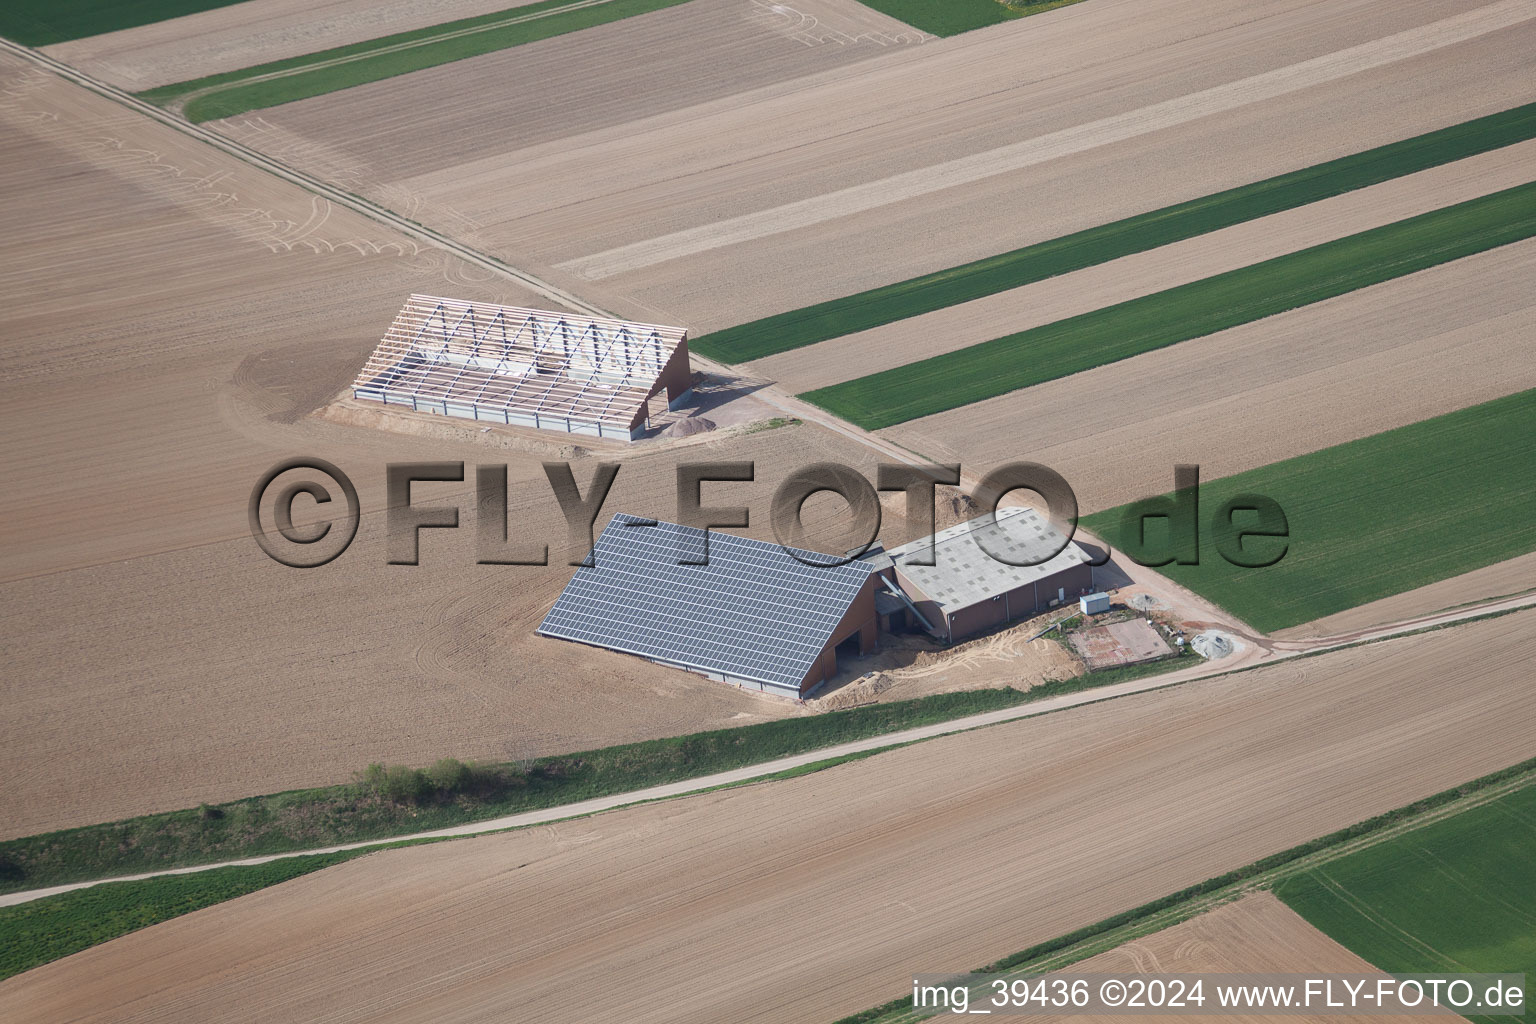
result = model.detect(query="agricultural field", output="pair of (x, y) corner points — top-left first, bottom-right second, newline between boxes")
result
(2, 612), (1529, 1022)
(142, 0), (702, 122)
(0, 853), (357, 983)
(0, 0), (245, 46)
(854, 0), (1053, 36)
(4, 0), (1535, 1012)
(1276, 550), (1536, 641)
(1276, 784), (1536, 1018)
(877, 238), (1536, 514)
(204, 0), (1536, 331)
(1, 57), (922, 839)
(804, 182), (1536, 428)
(41, 0), (566, 89)
(695, 101), (1536, 365)
(1081, 391), (1536, 634)
(758, 141), (1536, 395)
(852, 893), (1459, 1024)
(848, 764), (1536, 1024)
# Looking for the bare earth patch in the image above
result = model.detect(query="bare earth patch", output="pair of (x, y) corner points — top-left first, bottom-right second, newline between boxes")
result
(1070, 618), (1173, 671)
(2, 612), (1528, 1021)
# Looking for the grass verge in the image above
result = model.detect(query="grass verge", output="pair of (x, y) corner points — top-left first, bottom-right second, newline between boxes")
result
(836, 759), (1536, 1023)
(0, 656), (1210, 980)
(692, 103), (1536, 364)
(0, 654), (1210, 898)
(0, 0), (248, 47)
(139, 0), (694, 122)
(1080, 389), (1536, 633)
(1276, 786), (1535, 1024)
(0, 688), (1041, 896)
(0, 852), (358, 982)
(803, 181), (1536, 428)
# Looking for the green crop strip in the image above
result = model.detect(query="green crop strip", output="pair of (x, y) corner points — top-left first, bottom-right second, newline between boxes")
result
(138, 0), (696, 123)
(693, 103), (1536, 364)
(1080, 390), (1536, 633)
(1275, 786), (1536, 1024)
(802, 181), (1536, 429)
(853, 0), (1045, 36)
(0, 0), (249, 46)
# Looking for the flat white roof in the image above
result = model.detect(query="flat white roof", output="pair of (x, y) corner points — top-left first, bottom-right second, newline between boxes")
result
(883, 506), (1089, 613)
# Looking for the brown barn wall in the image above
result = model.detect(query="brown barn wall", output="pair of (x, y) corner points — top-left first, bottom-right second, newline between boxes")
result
(797, 576), (879, 696)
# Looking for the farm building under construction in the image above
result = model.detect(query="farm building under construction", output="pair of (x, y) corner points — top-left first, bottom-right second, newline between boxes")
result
(352, 295), (692, 440)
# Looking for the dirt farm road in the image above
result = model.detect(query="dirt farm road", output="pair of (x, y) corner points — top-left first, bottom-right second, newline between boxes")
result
(4, 591), (1529, 910)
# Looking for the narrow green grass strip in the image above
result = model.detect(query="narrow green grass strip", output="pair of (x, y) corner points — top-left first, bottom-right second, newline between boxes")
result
(1275, 786), (1536, 1024)
(0, 0), (249, 47)
(0, 852), (358, 982)
(1080, 390), (1536, 633)
(139, 0), (695, 123)
(694, 103), (1536, 364)
(803, 181), (1536, 429)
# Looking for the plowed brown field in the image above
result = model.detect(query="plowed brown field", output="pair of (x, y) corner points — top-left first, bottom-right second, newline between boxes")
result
(2, 612), (1528, 1022)
(212, 0), (1536, 331)
(1010, 893), (1460, 1024)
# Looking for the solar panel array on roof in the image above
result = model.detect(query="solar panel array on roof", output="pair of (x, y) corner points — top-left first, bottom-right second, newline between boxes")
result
(538, 514), (875, 691)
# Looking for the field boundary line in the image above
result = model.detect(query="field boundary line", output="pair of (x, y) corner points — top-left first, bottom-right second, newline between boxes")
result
(2, 595), (1530, 910)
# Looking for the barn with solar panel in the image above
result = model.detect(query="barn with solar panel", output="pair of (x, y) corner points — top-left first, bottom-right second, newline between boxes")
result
(352, 295), (692, 440)
(538, 514), (881, 699)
